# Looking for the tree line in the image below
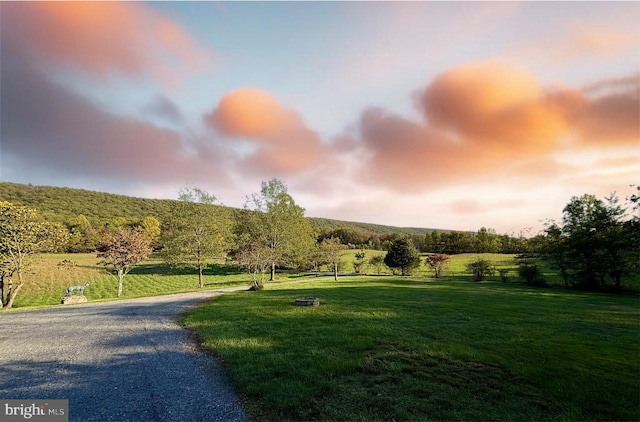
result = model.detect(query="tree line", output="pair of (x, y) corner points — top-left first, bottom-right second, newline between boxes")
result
(1, 181), (528, 255)
(530, 191), (639, 292)
(1, 180), (638, 308)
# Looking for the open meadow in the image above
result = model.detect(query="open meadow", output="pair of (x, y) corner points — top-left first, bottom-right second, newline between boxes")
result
(8, 252), (640, 420)
(182, 277), (640, 421)
(10, 253), (250, 308)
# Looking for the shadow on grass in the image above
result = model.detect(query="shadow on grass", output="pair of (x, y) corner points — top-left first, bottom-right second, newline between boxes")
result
(129, 262), (243, 277)
(186, 279), (640, 421)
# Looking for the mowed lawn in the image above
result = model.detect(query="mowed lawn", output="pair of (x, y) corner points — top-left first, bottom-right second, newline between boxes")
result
(11, 254), (249, 308)
(182, 278), (640, 421)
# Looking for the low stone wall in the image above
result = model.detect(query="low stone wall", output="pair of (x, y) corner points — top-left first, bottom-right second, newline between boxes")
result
(294, 297), (320, 306)
(61, 295), (87, 305)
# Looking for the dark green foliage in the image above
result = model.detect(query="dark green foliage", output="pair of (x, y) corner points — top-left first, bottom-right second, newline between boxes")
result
(465, 258), (495, 281)
(384, 237), (421, 276)
(517, 260), (547, 287)
(498, 268), (509, 283)
(537, 193), (639, 292)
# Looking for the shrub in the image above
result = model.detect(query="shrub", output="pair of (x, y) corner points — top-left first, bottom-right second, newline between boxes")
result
(368, 255), (386, 275)
(425, 253), (450, 278)
(498, 268), (509, 283)
(518, 261), (547, 287)
(353, 250), (366, 274)
(465, 258), (494, 281)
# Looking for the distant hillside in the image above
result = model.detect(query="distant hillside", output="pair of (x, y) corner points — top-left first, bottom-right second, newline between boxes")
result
(0, 182), (440, 237)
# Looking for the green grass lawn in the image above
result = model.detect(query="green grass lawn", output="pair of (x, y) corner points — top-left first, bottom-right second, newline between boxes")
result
(182, 277), (640, 421)
(11, 253), (251, 308)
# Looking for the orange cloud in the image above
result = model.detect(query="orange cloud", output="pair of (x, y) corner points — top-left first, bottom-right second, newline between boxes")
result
(350, 60), (638, 192)
(420, 60), (576, 154)
(2, 2), (211, 84)
(208, 89), (298, 138)
(205, 88), (327, 175)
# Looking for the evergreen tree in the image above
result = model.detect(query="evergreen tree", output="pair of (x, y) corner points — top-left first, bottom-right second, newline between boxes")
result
(384, 237), (421, 276)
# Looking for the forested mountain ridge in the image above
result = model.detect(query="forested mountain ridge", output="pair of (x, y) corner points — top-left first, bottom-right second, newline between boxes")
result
(0, 182), (438, 237)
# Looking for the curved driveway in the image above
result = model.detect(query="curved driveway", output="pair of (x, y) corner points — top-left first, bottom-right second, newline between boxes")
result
(0, 291), (246, 422)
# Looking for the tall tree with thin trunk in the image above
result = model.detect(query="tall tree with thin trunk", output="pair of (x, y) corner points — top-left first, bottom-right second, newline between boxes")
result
(97, 227), (152, 297)
(232, 240), (275, 290)
(0, 201), (69, 309)
(161, 188), (231, 288)
(320, 237), (344, 281)
(241, 179), (315, 281)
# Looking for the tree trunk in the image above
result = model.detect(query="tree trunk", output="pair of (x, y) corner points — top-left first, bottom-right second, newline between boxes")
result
(117, 269), (124, 297)
(333, 263), (338, 281)
(4, 281), (23, 309)
(198, 265), (204, 288)
(5, 270), (24, 309)
(270, 262), (275, 281)
(0, 275), (5, 308)
(613, 270), (622, 291)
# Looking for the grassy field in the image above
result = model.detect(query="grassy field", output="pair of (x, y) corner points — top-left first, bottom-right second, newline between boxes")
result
(10, 253), (251, 308)
(182, 277), (640, 421)
(9, 251), (638, 308)
(8, 252), (640, 420)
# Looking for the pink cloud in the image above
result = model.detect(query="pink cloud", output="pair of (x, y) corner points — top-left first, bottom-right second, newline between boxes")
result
(205, 88), (328, 176)
(347, 60), (639, 192)
(1, 2), (211, 85)
(511, 23), (640, 66)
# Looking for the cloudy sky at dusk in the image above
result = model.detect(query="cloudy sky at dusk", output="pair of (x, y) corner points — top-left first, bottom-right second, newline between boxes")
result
(1, 1), (638, 234)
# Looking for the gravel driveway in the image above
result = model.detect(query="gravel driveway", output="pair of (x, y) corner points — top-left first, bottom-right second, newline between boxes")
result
(0, 290), (246, 421)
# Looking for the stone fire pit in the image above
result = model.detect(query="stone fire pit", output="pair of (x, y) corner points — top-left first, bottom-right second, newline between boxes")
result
(294, 297), (320, 306)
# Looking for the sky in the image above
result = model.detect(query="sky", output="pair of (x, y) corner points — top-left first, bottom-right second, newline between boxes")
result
(1, 1), (638, 234)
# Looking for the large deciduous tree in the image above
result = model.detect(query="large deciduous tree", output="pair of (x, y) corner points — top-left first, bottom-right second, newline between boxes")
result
(161, 188), (231, 288)
(536, 192), (638, 291)
(561, 193), (635, 291)
(384, 237), (421, 276)
(239, 179), (315, 281)
(0, 201), (68, 309)
(97, 227), (152, 297)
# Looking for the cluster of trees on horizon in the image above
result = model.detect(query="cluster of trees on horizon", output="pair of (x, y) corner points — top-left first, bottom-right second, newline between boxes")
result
(1, 179), (638, 308)
(0, 181), (536, 256)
